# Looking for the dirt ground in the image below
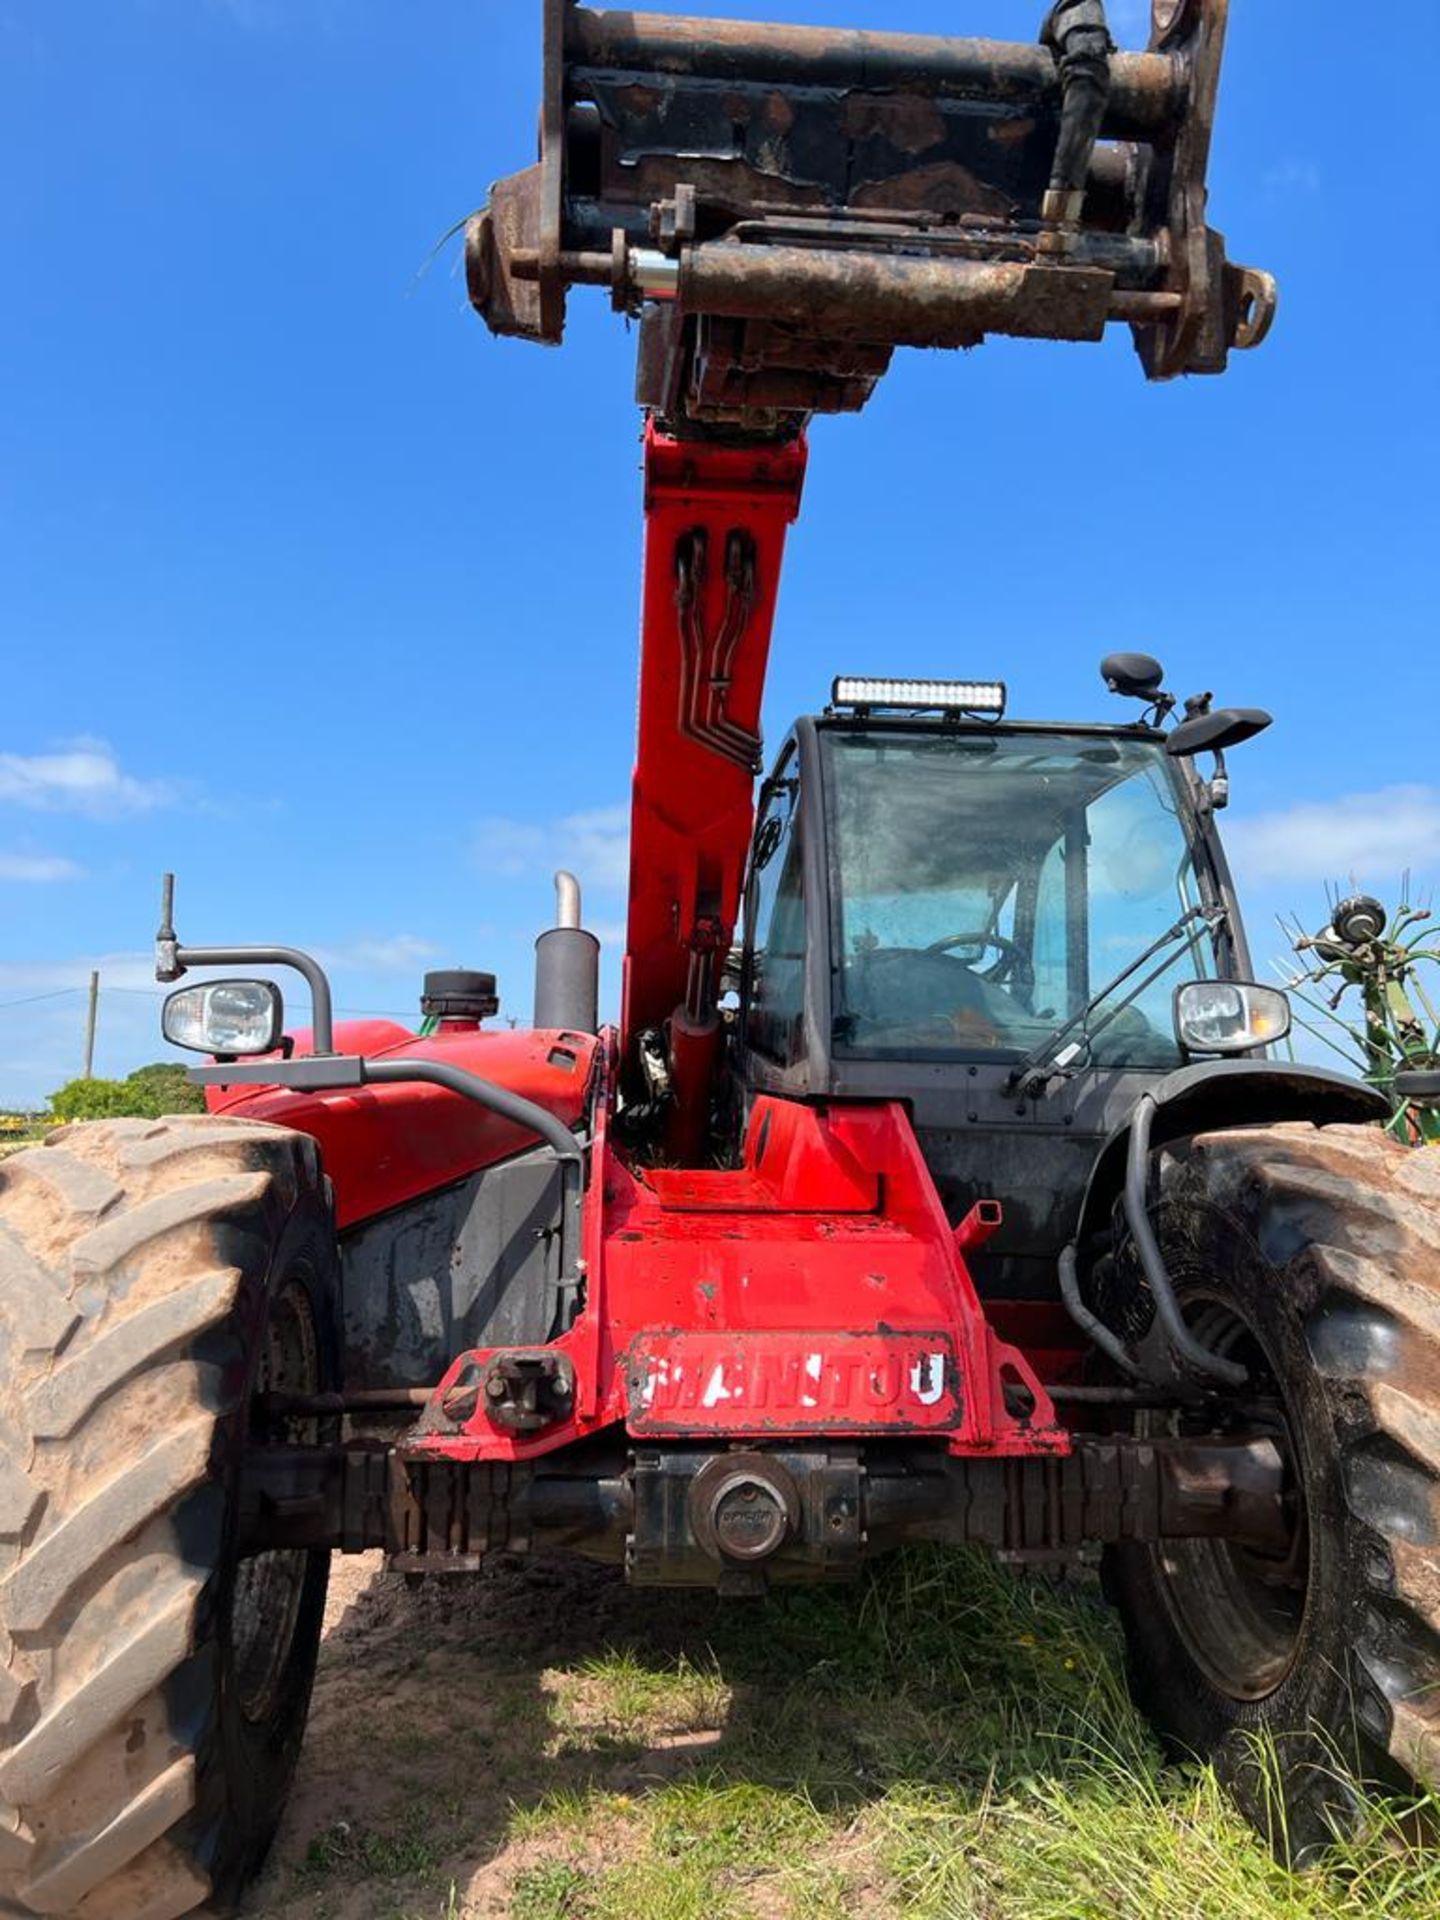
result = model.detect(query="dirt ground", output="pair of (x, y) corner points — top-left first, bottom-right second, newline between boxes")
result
(234, 1540), (1440, 1920)
(243, 1551), (749, 1920)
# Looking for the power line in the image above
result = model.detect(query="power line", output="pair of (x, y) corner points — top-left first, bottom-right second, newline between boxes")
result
(0, 988), (83, 1012)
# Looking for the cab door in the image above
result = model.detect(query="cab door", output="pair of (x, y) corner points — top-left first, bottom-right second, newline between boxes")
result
(739, 740), (810, 1089)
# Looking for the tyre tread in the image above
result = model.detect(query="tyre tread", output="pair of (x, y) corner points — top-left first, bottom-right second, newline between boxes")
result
(0, 1115), (321, 1920)
(1187, 1122), (1440, 1790)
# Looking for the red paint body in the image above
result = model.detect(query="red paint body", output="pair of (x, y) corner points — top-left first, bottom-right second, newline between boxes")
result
(407, 1042), (1062, 1462)
(207, 1021), (597, 1231)
(212, 433), (1073, 1468)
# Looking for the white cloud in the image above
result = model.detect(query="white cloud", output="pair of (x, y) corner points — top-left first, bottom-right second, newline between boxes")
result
(0, 740), (174, 818)
(1227, 786), (1440, 888)
(0, 853), (82, 883)
(474, 803), (630, 893)
(1262, 156), (1321, 200)
(312, 934), (438, 975)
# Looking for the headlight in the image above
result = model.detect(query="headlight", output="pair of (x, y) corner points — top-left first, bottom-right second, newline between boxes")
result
(163, 979), (283, 1056)
(1174, 981), (1291, 1056)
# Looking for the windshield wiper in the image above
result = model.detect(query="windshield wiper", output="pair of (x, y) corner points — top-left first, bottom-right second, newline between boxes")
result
(1007, 904), (1225, 1099)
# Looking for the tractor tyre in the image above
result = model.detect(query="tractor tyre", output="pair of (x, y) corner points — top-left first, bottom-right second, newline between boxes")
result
(1103, 1121), (1440, 1858)
(0, 1115), (338, 1919)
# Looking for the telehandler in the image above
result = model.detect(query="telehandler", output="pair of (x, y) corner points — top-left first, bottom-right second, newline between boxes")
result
(3, 5), (1436, 1914)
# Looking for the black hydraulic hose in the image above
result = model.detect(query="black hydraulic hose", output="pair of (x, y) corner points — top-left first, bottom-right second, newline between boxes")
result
(1058, 1241), (1142, 1380)
(1040, 1), (1114, 222)
(185, 1050), (585, 1177)
(1123, 1095), (1249, 1387)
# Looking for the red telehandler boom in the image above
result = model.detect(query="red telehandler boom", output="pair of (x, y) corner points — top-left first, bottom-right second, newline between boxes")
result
(6, 10), (1440, 1920)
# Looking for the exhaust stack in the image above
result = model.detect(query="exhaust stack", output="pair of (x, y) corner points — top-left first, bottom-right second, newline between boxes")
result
(534, 870), (600, 1034)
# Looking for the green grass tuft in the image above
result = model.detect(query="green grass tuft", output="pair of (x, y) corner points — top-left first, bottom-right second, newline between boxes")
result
(301, 1818), (445, 1883)
(511, 1860), (597, 1919)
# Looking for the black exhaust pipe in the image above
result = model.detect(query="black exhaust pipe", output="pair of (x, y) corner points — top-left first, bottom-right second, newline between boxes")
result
(534, 869), (600, 1033)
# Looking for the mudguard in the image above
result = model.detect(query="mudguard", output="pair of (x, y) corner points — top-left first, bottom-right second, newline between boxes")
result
(1070, 1059), (1390, 1258)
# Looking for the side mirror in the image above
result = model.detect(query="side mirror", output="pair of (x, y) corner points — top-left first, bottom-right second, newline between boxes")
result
(1174, 981), (1291, 1056)
(1165, 707), (1272, 758)
(163, 979), (284, 1056)
(1100, 652), (1166, 701)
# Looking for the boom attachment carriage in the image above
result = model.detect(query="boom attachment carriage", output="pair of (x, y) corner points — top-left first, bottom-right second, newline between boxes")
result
(470, 0), (1275, 439)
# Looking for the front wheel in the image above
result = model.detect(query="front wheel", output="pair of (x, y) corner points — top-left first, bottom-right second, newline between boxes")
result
(0, 1116), (338, 1918)
(1104, 1122), (1440, 1858)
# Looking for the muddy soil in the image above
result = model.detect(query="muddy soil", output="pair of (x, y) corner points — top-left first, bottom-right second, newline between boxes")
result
(242, 1552), (740, 1920)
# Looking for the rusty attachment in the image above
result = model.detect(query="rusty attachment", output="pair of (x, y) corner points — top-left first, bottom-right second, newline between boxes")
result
(1227, 265), (1279, 352)
(478, 1349), (577, 1433)
(442, 1378), (483, 1425)
(467, 0), (1274, 436)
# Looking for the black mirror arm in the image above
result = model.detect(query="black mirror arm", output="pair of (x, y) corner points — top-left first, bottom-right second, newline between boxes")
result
(168, 945), (335, 1055)
(1195, 747), (1230, 814)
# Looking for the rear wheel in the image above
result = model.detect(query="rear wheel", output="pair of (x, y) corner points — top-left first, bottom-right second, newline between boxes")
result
(0, 1116), (338, 1918)
(1104, 1123), (1440, 1857)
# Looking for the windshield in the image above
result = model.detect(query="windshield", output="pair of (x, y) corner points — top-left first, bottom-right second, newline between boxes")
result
(825, 728), (1215, 1066)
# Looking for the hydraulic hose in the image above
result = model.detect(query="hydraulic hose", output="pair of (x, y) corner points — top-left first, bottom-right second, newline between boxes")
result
(1058, 1242), (1142, 1380)
(1122, 1095), (1249, 1388)
(1040, 1), (1114, 228)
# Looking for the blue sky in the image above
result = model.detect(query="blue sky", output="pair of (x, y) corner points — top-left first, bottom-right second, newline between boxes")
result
(1, 0), (1436, 1106)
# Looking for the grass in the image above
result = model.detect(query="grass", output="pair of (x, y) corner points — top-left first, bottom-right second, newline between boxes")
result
(0, 1120), (46, 1161)
(302, 1821), (447, 1881)
(497, 1548), (1440, 1920)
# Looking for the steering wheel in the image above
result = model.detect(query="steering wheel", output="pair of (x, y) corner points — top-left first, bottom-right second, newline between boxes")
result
(923, 929), (1035, 1007)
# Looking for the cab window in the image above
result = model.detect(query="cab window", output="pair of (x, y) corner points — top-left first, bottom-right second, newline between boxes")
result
(826, 729), (1213, 1067)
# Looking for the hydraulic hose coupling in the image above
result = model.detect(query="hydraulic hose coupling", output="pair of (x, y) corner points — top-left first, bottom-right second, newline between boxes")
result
(1040, 0), (1114, 247)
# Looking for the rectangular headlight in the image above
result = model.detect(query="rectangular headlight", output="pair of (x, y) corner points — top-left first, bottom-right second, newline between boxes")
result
(831, 677), (1006, 716)
(1174, 981), (1291, 1056)
(163, 979), (284, 1057)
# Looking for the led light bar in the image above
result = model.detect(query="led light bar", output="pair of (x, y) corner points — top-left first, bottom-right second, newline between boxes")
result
(831, 677), (1007, 717)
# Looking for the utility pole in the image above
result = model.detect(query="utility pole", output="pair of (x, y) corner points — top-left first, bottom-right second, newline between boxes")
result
(82, 970), (99, 1080)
